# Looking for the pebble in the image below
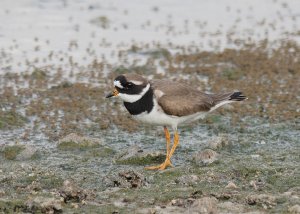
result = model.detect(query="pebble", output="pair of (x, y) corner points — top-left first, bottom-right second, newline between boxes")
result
(251, 154), (261, 159)
(25, 196), (62, 213)
(175, 174), (199, 186)
(58, 133), (102, 147)
(250, 180), (258, 190)
(16, 145), (38, 161)
(218, 201), (246, 213)
(189, 197), (218, 214)
(71, 203), (79, 209)
(193, 149), (219, 166)
(225, 181), (238, 189)
(59, 180), (88, 203)
(208, 135), (229, 149)
(255, 140), (266, 145)
(288, 205), (300, 214)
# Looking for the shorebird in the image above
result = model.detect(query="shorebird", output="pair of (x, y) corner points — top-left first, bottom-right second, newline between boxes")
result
(106, 73), (246, 170)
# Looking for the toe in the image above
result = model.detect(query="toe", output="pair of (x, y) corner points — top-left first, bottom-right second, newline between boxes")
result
(145, 159), (173, 170)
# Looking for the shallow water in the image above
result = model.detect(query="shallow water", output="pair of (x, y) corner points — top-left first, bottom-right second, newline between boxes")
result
(1, 0), (300, 73)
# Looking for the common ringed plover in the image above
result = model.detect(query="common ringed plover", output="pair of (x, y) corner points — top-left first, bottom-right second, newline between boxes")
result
(106, 73), (247, 170)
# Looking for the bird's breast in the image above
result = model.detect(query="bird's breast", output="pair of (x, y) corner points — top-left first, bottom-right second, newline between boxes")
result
(123, 88), (154, 115)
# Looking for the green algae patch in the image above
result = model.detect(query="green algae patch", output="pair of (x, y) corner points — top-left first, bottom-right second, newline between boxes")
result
(1, 145), (25, 160)
(16, 173), (64, 190)
(128, 47), (171, 59)
(113, 64), (154, 75)
(50, 81), (73, 89)
(116, 153), (165, 166)
(0, 199), (27, 213)
(57, 133), (103, 151)
(222, 69), (243, 81)
(57, 140), (99, 151)
(145, 48), (171, 59)
(67, 204), (128, 214)
(116, 146), (165, 166)
(40, 175), (64, 190)
(86, 147), (115, 158)
(0, 110), (27, 129)
(31, 68), (47, 80)
(90, 16), (110, 29)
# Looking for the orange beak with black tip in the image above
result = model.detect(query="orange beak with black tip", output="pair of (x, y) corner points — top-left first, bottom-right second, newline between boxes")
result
(106, 88), (119, 98)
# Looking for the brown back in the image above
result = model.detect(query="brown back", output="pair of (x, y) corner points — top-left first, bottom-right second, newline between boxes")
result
(151, 79), (215, 116)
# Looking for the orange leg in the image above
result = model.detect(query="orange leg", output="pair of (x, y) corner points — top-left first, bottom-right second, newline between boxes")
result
(168, 131), (179, 159)
(145, 128), (179, 170)
(164, 126), (171, 157)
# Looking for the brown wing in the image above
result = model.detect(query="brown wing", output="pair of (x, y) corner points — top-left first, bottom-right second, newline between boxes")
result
(151, 79), (215, 116)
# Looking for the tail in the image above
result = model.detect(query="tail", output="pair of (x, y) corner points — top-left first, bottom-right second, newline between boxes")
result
(209, 91), (247, 112)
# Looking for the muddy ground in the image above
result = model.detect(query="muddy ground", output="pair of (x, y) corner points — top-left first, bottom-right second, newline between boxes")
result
(0, 1), (300, 212)
(0, 38), (299, 214)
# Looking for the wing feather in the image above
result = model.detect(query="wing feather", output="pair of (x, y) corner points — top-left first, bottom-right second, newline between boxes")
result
(151, 80), (214, 116)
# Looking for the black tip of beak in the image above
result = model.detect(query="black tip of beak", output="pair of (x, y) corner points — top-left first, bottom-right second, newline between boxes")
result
(105, 93), (114, 98)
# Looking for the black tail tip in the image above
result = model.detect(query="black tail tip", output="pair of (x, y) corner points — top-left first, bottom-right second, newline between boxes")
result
(229, 92), (247, 101)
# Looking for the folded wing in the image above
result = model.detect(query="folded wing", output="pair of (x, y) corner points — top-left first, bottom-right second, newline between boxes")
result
(151, 80), (215, 117)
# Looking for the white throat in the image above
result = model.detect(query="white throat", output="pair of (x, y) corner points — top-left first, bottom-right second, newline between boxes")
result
(118, 83), (150, 103)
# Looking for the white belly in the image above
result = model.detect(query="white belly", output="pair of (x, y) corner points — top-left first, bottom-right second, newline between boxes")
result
(133, 100), (207, 129)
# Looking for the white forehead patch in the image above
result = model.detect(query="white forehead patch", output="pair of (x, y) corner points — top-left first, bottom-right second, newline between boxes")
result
(114, 80), (123, 89)
(130, 80), (143, 85)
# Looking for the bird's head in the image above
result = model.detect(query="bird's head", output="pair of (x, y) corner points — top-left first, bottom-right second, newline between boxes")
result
(106, 74), (150, 103)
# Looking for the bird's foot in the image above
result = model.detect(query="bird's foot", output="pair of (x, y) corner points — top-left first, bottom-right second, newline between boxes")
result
(145, 158), (173, 170)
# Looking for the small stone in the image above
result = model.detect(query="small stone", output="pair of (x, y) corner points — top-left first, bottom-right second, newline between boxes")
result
(171, 199), (177, 205)
(283, 191), (293, 197)
(20, 163), (33, 170)
(288, 205), (300, 214)
(255, 140), (266, 145)
(208, 135), (229, 149)
(59, 180), (88, 203)
(57, 133), (102, 150)
(250, 180), (258, 190)
(25, 196), (62, 213)
(218, 201), (246, 213)
(113, 199), (127, 208)
(225, 181), (238, 189)
(246, 194), (276, 209)
(15, 145), (38, 161)
(189, 197), (218, 214)
(175, 175), (199, 186)
(71, 203), (79, 209)
(170, 199), (185, 207)
(193, 149), (219, 166)
(251, 154), (261, 159)
(26, 180), (41, 192)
